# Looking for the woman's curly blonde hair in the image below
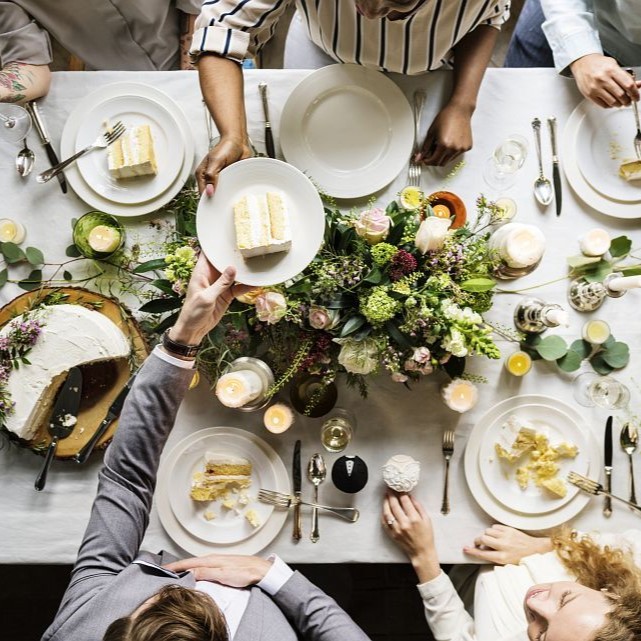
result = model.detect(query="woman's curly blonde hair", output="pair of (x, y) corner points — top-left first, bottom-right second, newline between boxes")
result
(552, 528), (641, 641)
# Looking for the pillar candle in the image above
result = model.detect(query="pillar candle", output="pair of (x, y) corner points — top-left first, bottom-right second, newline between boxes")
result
(544, 308), (570, 327)
(216, 370), (264, 408)
(0, 218), (25, 244)
(264, 403), (294, 433)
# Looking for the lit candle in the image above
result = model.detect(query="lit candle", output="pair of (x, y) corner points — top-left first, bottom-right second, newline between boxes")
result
(607, 275), (641, 293)
(489, 223), (546, 268)
(582, 320), (611, 345)
(505, 350), (532, 376)
(88, 224), (122, 254)
(442, 378), (478, 413)
(216, 370), (264, 408)
(263, 403), (294, 433)
(432, 204), (451, 219)
(0, 218), (26, 244)
(544, 308), (570, 327)
(495, 197), (517, 222)
(579, 228), (611, 257)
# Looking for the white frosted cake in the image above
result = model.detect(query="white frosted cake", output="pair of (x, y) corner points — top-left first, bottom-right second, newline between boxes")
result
(233, 192), (292, 258)
(190, 452), (253, 502)
(619, 159), (641, 182)
(108, 124), (157, 179)
(1, 304), (131, 440)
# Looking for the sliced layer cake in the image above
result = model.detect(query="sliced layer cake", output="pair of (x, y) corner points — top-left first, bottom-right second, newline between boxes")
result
(190, 452), (252, 502)
(108, 124), (158, 180)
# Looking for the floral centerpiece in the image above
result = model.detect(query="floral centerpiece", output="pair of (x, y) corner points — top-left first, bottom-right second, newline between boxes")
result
(150, 191), (505, 411)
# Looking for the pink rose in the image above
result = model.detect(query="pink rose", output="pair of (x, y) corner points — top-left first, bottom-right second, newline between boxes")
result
(354, 208), (391, 245)
(404, 359), (417, 372)
(412, 347), (431, 364)
(391, 372), (408, 383)
(255, 291), (287, 324)
(308, 305), (339, 330)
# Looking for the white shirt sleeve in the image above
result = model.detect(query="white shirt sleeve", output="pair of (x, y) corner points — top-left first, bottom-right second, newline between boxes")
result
(540, 0), (603, 72)
(417, 570), (477, 641)
(257, 554), (295, 596)
(152, 345), (195, 369)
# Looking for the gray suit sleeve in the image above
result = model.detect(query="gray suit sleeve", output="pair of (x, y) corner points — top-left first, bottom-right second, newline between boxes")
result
(271, 571), (372, 641)
(0, 2), (52, 66)
(69, 352), (193, 584)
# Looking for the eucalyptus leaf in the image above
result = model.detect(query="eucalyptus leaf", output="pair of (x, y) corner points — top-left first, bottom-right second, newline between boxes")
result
(583, 260), (613, 283)
(139, 297), (183, 314)
(18, 269), (42, 291)
(567, 254), (602, 269)
(0, 268), (7, 288)
(65, 244), (82, 258)
(133, 258), (168, 274)
(25, 247), (44, 266)
(609, 236), (632, 258)
(1, 242), (25, 264)
(602, 341), (630, 369)
(535, 335), (568, 361)
(460, 277), (496, 292)
(569, 339), (592, 360)
(557, 350), (583, 372)
(591, 353), (614, 376)
(603, 335), (615, 349)
(63, 270), (73, 281)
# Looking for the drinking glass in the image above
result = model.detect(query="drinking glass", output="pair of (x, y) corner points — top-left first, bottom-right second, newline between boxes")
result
(483, 134), (528, 191)
(320, 408), (356, 453)
(573, 373), (631, 409)
(0, 104), (32, 144)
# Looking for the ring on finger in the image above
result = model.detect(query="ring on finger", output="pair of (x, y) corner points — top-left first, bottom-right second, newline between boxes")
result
(386, 517), (396, 527)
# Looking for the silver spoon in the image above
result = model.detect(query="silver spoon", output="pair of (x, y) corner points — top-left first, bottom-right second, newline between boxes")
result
(15, 139), (35, 177)
(620, 422), (638, 506)
(531, 118), (553, 206)
(307, 453), (326, 543)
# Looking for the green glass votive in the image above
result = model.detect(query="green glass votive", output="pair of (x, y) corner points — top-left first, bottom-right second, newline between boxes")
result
(73, 211), (125, 259)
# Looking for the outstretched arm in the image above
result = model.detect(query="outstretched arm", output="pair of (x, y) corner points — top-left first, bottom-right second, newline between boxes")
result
(0, 61), (50, 103)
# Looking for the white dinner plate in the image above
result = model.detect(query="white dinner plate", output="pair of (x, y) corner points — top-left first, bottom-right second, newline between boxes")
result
(60, 82), (194, 217)
(280, 65), (414, 198)
(464, 395), (599, 531)
(563, 101), (641, 219)
(197, 157), (325, 287)
(157, 427), (290, 556)
(75, 94), (184, 205)
(478, 403), (589, 515)
(169, 431), (276, 544)
(575, 103), (641, 203)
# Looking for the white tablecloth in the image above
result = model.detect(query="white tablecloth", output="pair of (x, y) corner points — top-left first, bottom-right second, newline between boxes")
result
(1, 68), (640, 565)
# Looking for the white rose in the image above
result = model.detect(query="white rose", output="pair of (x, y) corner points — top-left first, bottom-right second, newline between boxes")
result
(415, 217), (452, 254)
(442, 328), (468, 358)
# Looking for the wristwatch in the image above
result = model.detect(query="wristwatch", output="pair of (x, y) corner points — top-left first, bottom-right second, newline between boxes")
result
(162, 329), (200, 359)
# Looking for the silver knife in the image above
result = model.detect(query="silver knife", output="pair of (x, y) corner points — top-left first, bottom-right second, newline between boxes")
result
(547, 116), (561, 217)
(35, 367), (83, 491)
(26, 101), (68, 194)
(258, 82), (276, 159)
(74, 373), (136, 464)
(604, 416), (613, 517)
(292, 440), (302, 541)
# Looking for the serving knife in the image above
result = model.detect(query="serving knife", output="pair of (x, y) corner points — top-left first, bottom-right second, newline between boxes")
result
(292, 439), (302, 541)
(74, 373), (137, 464)
(258, 82), (276, 159)
(547, 116), (561, 217)
(35, 367), (83, 491)
(26, 101), (68, 194)
(604, 416), (613, 518)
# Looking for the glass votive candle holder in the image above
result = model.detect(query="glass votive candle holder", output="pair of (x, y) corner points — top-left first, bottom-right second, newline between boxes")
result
(263, 402), (295, 434)
(320, 408), (356, 453)
(505, 350), (532, 376)
(72, 211), (125, 259)
(582, 319), (610, 345)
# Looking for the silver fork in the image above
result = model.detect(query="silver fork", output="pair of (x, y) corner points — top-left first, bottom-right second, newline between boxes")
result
(37, 121), (126, 183)
(441, 430), (455, 515)
(568, 471), (641, 514)
(626, 69), (641, 159)
(258, 489), (359, 522)
(407, 89), (426, 187)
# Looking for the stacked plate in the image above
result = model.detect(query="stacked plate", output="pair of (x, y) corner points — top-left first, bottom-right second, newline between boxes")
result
(563, 100), (641, 219)
(464, 395), (599, 530)
(60, 82), (194, 217)
(280, 65), (414, 199)
(156, 427), (290, 556)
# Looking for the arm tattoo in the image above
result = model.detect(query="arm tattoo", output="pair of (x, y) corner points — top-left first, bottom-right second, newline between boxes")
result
(0, 62), (35, 102)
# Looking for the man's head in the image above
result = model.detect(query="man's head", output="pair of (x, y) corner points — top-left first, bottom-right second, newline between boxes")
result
(103, 585), (229, 641)
(354, 0), (427, 21)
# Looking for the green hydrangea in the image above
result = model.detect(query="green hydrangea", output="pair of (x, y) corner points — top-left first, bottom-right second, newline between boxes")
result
(370, 243), (397, 267)
(164, 245), (197, 287)
(360, 287), (401, 326)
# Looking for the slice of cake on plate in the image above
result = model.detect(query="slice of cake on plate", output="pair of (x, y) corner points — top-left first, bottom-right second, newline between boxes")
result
(619, 159), (641, 182)
(234, 192), (292, 258)
(108, 124), (158, 179)
(1, 304), (131, 441)
(190, 452), (253, 502)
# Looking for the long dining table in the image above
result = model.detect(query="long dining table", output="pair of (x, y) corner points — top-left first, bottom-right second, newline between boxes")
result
(1, 67), (640, 566)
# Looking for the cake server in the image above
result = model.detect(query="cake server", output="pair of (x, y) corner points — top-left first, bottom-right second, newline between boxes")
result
(603, 416), (613, 517)
(26, 101), (67, 193)
(547, 116), (562, 217)
(35, 367), (83, 491)
(258, 82), (276, 158)
(292, 439), (302, 541)
(74, 373), (137, 464)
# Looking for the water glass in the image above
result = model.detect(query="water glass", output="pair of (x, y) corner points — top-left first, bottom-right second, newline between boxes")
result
(0, 104), (32, 144)
(320, 408), (356, 453)
(573, 373), (631, 409)
(483, 134), (528, 191)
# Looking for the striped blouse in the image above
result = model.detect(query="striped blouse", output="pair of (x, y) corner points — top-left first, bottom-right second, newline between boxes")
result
(191, 0), (511, 75)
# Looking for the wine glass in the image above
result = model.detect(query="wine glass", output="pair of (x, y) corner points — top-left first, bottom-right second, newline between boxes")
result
(320, 408), (357, 453)
(573, 373), (631, 409)
(0, 104), (32, 144)
(483, 134), (528, 191)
